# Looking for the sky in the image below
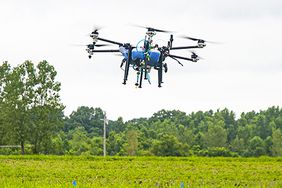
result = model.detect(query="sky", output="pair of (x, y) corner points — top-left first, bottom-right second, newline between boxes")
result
(0, 0), (282, 120)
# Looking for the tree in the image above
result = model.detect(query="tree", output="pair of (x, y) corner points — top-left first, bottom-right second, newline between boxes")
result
(0, 61), (64, 154)
(249, 136), (265, 156)
(151, 134), (187, 156)
(272, 129), (282, 156)
(150, 109), (187, 126)
(108, 132), (125, 156)
(51, 131), (67, 155)
(124, 130), (138, 156)
(177, 124), (193, 147)
(28, 61), (64, 153)
(264, 136), (272, 156)
(1, 61), (35, 154)
(204, 121), (227, 148)
(90, 137), (103, 156)
(65, 106), (104, 136)
(68, 127), (91, 155)
(254, 114), (271, 139)
(230, 136), (245, 154)
(215, 108), (237, 143)
(193, 132), (205, 149)
(108, 117), (125, 133)
(0, 62), (11, 145)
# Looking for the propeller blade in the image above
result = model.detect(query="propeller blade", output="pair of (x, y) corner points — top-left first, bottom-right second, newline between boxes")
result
(180, 35), (200, 41)
(70, 43), (110, 47)
(180, 35), (220, 44)
(92, 25), (103, 33)
(193, 55), (204, 60)
(149, 27), (171, 33)
(85, 25), (104, 36)
(95, 44), (111, 47)
(129, 23), (147, 30)
(70, 44), (86, 46)
(204, 40), (222, 44)
(130, 23), (172, 33)
(190, 50), (196, 55)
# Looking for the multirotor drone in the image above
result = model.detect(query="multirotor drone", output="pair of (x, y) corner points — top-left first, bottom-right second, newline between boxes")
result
(86, 26), (211, 88)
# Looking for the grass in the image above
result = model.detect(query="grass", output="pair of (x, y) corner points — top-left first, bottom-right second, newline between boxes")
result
(0, 155), (282, 187)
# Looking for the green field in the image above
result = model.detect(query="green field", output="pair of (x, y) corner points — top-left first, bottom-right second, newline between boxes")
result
(0, 156), (282, 188)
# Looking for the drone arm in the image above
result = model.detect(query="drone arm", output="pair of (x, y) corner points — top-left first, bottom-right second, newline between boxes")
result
(92, 49), (120, 53)
(170, 46), (200, 50)
(97, 37), (123, 46)
(168, 54), (194, 62)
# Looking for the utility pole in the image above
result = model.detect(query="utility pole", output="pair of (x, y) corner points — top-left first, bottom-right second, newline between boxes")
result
(103, 111), (107, 157)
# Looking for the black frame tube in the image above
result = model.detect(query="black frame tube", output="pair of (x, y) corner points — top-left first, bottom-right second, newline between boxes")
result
(92, 50), (120, 53)
(170, 46), (199, 50)
(168, 54), (193, 61)
(97, 37), (123, 46)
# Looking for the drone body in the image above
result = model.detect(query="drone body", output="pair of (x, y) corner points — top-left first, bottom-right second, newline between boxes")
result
(86, 26), (208, 88)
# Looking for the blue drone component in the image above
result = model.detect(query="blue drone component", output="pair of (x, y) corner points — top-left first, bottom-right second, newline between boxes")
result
(147, 50), (161, 66)
(131, 49), (160, 66)
(119, 46), (129, 59)
(131, 49), (145, 60)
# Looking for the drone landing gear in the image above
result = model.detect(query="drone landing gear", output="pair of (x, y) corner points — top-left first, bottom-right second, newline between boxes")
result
(164, 63), (168, 73)
(158, 53), (164, 88)
(135, 71), (140, 87)
(158, 68), (162, 87)
(122, 46), (132, 85)
(144, 59), (148, 80)
(134, 69), (143, 88)
(139, 68), (144, 88)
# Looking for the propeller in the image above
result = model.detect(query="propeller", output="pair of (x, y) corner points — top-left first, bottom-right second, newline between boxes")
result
(91, 25), (103, 33)
(190, 51), (197, 55)
(71, 43), (111, 49)
(93, 44), (110, 47)
(130, 24), (172, 33)
(86, 25), (103, 36)
(190, 51), (204, 60)
(180, 35), (219, 44)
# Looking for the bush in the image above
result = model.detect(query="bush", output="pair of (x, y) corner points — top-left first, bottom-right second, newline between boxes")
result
(207, 147), (239, 157)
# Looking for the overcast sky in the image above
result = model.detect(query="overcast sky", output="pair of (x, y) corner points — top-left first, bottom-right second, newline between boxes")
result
(0, 0), (282, 120)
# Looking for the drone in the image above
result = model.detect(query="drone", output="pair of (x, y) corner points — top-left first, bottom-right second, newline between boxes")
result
(86, 26), (210, 88)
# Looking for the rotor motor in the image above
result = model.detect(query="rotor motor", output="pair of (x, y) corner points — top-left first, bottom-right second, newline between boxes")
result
(197, 40), (206, 48)
(191, 52), (199, 62)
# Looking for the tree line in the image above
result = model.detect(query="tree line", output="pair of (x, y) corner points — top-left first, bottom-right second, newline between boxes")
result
(1, 61), (282, 156)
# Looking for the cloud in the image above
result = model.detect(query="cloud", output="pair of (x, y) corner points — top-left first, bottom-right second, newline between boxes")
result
(188, 0), (282, 20)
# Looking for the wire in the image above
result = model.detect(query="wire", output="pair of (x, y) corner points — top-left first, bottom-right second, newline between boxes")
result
(136, 39), (145, 52)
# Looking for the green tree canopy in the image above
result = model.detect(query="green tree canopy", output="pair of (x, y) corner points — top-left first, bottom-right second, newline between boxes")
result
(0, 60), (64, 154)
